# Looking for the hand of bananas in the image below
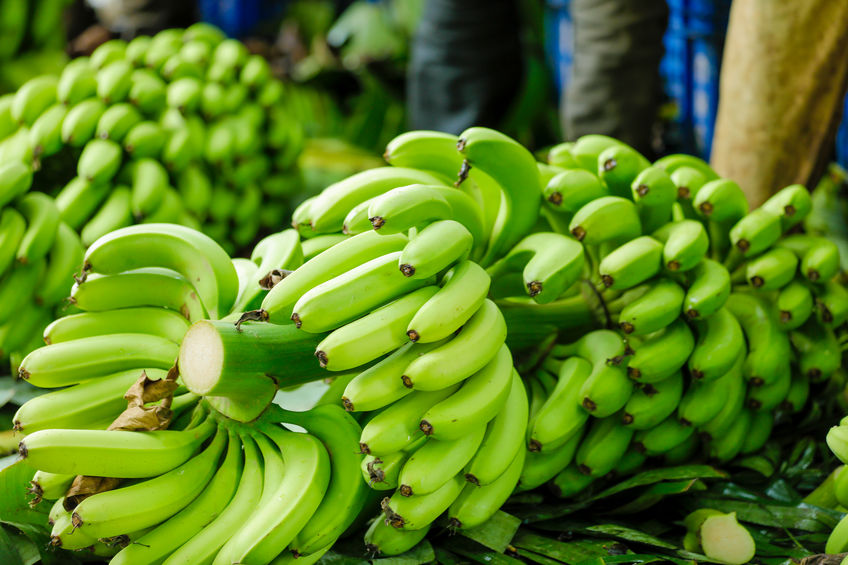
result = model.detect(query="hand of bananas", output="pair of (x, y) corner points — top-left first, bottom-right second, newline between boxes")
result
(0, 23), (309, 369)
(10, 126), (846, 563)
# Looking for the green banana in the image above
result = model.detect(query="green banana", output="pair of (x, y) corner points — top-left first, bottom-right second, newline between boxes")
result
(260, 231), (408, 324)
(599, 236), (663, 290)
(815, 281), (848, 327)
(90, 39), (126, 69)
(679, 350), (744, 426)
(684, 258), (731, 319)
(20, 416), (215, 478)
(597, 144), (650, 199)
(576, 416), (634, 477)
(0, 161), (33, 207)
(129, 70), (167, 115)
(746, 247), (798, 290)
(29, 103), (67, 158)
(110, 429), (242, 565)
(401, 299), (506, 391)
(71, 267), (207, 322)
(693, 179), (749, 224)
(779, 372), (810, 413)
(55, 176), (111, 231)
(790, 319), (841, 380)
(359, 386), (459, 456)
(654, 219), (709, 272)
(775, 280), (814, 330)
(77, 138), (122, 185)
(579, 361), (634, 418)
(698, 362), (747, 439)
(569, 196), (641, 245)
(11, 76), (57, 126)
(73, 425), (226, 539)
(96, 60), (133, 104)
(447, 446), (524, 530)
(96, 102), (142, 142)
(631, 166), (676, 233)
(14, 192), (59, 264)
(315, 286), (438, 370)
(688, 307), (745, 382)
(761, 184), (812, 230)
(570, 134), (623, 171)
(729, 208), (782, 257)
(364, 517), (430, 557)
(654, 153), (719, 180)
(623, 370), (683, 429)
(79, 186), (133, 246)
(83, 223), (238, 319)
(130, 158), (169, 218)
(0, 208), (25, 277)
(419, 345), (513, 441)
(518, 431), (582, 491)
(634, 415), (695, 456)
(778, 235), (841, 283)
(618, 277), (684, 335)
(627, 319), (694, 383)
(488, 232), (585, 303)
(528, 356), (592, 452)
(362, 451), (409, 491)
(543, 168), (607, 213)
(457, 127), (542, 263)
(725, 292), (791, 386)
(0, 260), (45, 324)
(407, 260), (490, 343)
(708, 408), (752, 463)
(399, 219), (473, 279)
(551, 463), (595, 498)
(399, 424), (486, 497)
(34, 222), (83, 307)
(123, 121), (166, 159)
(18, 332), (179, 387)
(382, 473), (464, 530)
(44, 307), (189, 345)
(61, 98), (106, 147)
(746, 364), (791, 411)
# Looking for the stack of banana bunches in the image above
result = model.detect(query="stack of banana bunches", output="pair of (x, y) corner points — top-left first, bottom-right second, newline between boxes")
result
(0, 23), (306, 371)
(11, 127), (846, 563)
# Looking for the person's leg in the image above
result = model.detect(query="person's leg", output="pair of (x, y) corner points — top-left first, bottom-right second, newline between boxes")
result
(563, 0), (667, 157)
(407, 0), (524, 134)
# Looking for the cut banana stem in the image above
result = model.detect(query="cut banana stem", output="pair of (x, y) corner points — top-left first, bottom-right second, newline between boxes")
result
(179, 320), (325, 400)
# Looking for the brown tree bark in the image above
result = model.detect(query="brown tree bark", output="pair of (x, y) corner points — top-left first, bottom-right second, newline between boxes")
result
(710, 0), (848, 207)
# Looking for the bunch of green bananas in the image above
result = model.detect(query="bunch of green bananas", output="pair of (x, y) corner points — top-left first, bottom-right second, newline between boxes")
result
(0, 22), (309, 368)
(14, 223), (376, 563)
(0, 0), (69, 63)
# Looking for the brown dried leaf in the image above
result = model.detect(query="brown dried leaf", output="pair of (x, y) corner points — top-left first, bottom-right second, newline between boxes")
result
(109, 404), (173, 431)
(124, 370), (179, 407)
(64, 476), (121, 510)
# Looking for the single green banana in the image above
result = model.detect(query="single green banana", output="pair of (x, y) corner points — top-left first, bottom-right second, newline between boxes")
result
(315, 286), (438, 370)
(54, 176), (111, 231)
(745, 247), (798, 290)
(761, 184), (812, 230)
(693, 179), (749, 224)
(599, 236), (663, 290)
(20, 416), (215, 478)
(18, 332), (179, 387)
(746, 364), (791, 411)
(401, 299), (506, 391)
(96, 102), (142, 142)
(683, 258), (731, 319)
(618, 277), (684, 335)
(790, 319), (841, 380)
(0, 161), (33, 207)
(79, 186), (133, 246)
(725, 292), (791, 386)
(382, 473), (464, 530)
(448, 446), (525, 530)
(576, 416), (634, 477)
(96, 60), (133, 104)
(123, 121), (166, 159)
(0, 261), (45, 325)
(407, 260), (490, 343)
(627, 319), (694, 383)
(654, 219), (709, 272)
(518, 431), (582, 491)
(77, 138), (122, 185)
(779, 372), (809, 413)
(708, 408), (752, 463)
(569, 134), (623, 171)
(61, 98), (106, 147)
(398, 219), (473, 279)
(90, 39), (126, 68)
(778, 235), (841, 283)
(464, 371), (528, 486)
(29, 103), (67, 158)
(688, 307), (745, 382)
(569, 196), (641, 245)
(815, 281), (848, 328)
(11, 76), (57, 126)
(597, 144), (650, 199)
(654, 153), (719, 180)
(543, 168), (607, 213)
(623, 370), (683, 429)
(698, 364), (747, 440)
(579, 361), (634, 418)
(15, 192), (59, 264)
(631, 166), (676, 233)
(364, 517), (430, 557)
(130, 158), (169, 218)
(362, 451), (410, 491)
(260, 231), (408, 324)
(488, 232), (585, 303)
(528, 357), (592, 452)
(775, 280), (814, 330)
(0, 208), (25, 277)
(359, 386), (459, 456)
(129, 69), (167, 115)
(551, 463), (595, 498)
(634, 415), (695, 456)
(34, 222), (83, 307)
(679, 350), (744, 426)
(399, 424), (486, 497)
(729, 208), (782, 257)
(419, 344), (513, 441)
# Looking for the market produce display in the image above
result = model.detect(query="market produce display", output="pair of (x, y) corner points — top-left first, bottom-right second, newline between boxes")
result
(0, 23), (308, 369)
(8, 126), (847, 564)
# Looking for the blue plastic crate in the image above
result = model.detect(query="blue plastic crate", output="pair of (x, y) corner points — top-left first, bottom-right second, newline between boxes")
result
(838, 92), (848, 169)
(199, 0), (286, 38)
(544, 0), (574, 96)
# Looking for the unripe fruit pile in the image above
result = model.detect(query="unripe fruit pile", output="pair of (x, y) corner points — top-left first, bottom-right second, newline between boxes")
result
(0, 24), (304, 368)
(11, 127), (847, 564)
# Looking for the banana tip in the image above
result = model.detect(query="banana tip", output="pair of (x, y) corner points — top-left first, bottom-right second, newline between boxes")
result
(406, 329), (420, 342)
(464, 473), (479, 485)
(315, 350), (328, 368)
(419, 420), (433, 435)
(602, 158), (617, 172)
(342, 397), (354, 411)
(17, 441), (27, 458)
(600, 275), (613, 288)
(527, 281), (543, 297)
(528, 439), (542, 452)
(399, 264), (415, 277)
(399, 485), (413, 497)
(619, 322), (634, 334)
(571, 226), (586, 241)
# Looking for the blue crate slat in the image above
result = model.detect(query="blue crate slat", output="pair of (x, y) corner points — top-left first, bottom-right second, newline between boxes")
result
(544, 0), (575, 96)
(837, 92), (848, 168)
